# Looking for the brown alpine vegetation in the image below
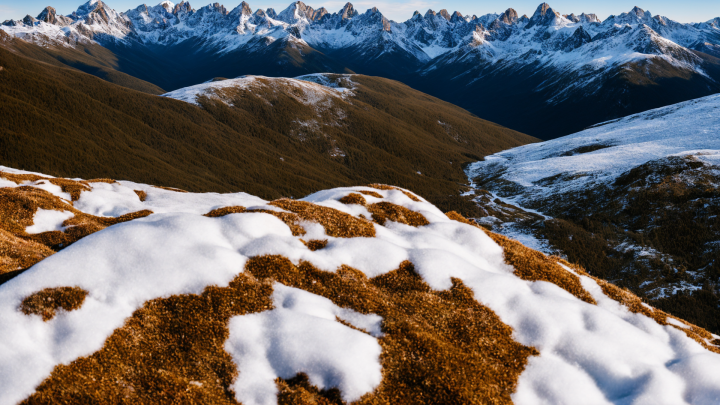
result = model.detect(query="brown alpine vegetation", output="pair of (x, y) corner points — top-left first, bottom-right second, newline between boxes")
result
(0, 46), (535, 219)
(0, 179), (152, 282)
(367, 202), (430, 227)
(21, 254), (538, 404)
(269, 199), (376, 238)
(447, 211), (720, 353)
(338, 193), (367, 205)
(357, 190), (382, 198)
(20, 286), (89, 321)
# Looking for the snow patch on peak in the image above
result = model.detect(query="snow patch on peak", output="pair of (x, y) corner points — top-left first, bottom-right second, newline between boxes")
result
(162, 74), (355, 107)
(158, 0), (174, 12)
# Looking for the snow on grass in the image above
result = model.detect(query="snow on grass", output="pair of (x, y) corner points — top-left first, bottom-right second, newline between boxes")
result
(225, 283), (383, 405)
(74, 179), (267, 217)
(162, 74), (354, 107)
(0, 169), (719, 404)
(25, 209), (74, 234)
(467, 93), (720, 207)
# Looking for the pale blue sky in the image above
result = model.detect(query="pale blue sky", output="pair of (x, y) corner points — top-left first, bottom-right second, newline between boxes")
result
(2, 0), (719, 24)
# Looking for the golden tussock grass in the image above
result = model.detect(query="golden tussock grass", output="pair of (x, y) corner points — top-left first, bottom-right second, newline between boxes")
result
(204, 206), (247, 217)
(20, 286), (89, 321)
(0, 171), (91, 201)
(246, 255), (538, 404)
(0, 185), (152, 280)
(301, 239), (329, 251)
(367, 202), (430, 227)
(276, 373), (343, 405)
(22, 273), (274, 405)
(152, 185), (189, 193)
(0, 229), (54, 275)
(270, 199), (375, 238)
(358, 190), (382, 199)
(133, 190), (147, 202)
(338, 193), (367, 206)
(25, 255), (537, 404)
(446, 211), (596, 305)
(87, 179), (117, 184)
(367, 184), (421, 202)
(448, 211), (720, 353)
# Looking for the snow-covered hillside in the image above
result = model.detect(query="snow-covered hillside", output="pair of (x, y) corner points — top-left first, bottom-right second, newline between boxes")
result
(1, 166), (719, 404)
(466, 93), (720, 331)
(467, 93), (720, 206)
(162, 74), (355, 106)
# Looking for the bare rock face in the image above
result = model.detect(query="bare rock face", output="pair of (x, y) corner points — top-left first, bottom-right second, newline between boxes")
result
(22, 15), (37, 26)
(37, 7), (58, 24)
(500, 8), (518, 24)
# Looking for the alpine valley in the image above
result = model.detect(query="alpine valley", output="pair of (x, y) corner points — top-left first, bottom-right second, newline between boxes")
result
(3, 0), (720, 138)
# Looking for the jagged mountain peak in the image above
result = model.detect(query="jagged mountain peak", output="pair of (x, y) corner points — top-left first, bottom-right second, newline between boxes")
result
(158, 0), (174, 12)
(631, 6), (646, 17)
(230, 1), (252, 16)
(36, 6), (63, 25)
(449, 11), (464, 23)
(499, 8), (518, 24)
(532, 2), (555, 18)
(75, 0), (109, 16)
(526, 2), (563, 28)
(339, 2), (357, 20)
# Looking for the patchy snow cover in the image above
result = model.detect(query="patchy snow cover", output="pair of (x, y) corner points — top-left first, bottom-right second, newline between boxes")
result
(25, 209), (74, 234)
(467, 93), (720, 206)
(226, 283), (383, 405)
(161, 74), (354, 107)
(0, 168), (720, 404)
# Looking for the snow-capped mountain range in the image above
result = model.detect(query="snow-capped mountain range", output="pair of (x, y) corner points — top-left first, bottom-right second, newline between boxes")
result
(3, 0), (720, 138)
(5, 1), (719, 64)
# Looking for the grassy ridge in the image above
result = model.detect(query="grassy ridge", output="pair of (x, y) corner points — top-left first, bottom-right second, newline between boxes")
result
(0, 46), (536, 214)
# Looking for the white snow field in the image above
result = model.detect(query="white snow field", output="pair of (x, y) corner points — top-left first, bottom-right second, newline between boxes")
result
(226, 283), (384, 405)
(0, 167), (719, 404)
(467, 93), (720, 207)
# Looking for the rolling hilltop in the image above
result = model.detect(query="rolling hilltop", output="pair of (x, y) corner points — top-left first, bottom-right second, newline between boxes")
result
(0, 167), (718, 404)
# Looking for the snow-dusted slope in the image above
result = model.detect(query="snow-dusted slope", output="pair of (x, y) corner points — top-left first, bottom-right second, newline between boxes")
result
(466, 93), (720, 326)
(467, 93), (720, 203)
(1, 167), (720, 404)
(162, 74), (354, 106)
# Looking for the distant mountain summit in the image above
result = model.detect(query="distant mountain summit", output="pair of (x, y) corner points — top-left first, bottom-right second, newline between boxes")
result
(2, 1), (720, 138)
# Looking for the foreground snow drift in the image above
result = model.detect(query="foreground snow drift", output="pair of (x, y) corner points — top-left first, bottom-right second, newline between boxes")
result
(0, 167), (719, 404)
